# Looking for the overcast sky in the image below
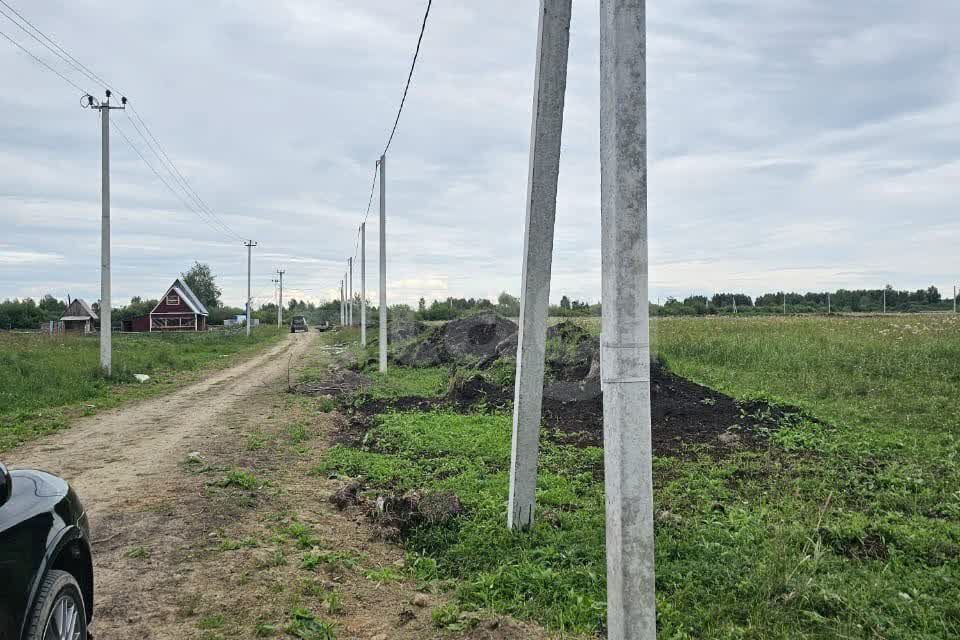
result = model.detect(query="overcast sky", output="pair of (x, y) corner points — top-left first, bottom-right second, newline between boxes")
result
(2, 1), (958, 309)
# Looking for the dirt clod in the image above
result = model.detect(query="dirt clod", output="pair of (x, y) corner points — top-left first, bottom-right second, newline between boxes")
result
(330, 481), (362, 509)
(372, 490), (464, 536)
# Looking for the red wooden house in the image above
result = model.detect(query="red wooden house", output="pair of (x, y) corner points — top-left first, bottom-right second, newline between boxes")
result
(147, 278), (209, 332)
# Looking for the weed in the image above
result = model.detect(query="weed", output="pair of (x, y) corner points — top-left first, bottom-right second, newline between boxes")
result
(284, 607), (338, 640)
(125, 546), (149, 559)
(197, 614), (225, 629)
(323, 591), (344, 616)
(219, 537), (258, 551)
(288, 423), (309, 444)
(246, 431), (268, 450)
(218, 469), (259, 490)
(431, 603), (462, 629)
(363, 567), (404, 583)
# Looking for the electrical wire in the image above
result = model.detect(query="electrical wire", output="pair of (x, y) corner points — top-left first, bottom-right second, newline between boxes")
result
(0, 0), (115, 92)
(0, 0), (244, 244)
(124, 108), (242, 241)
(347, 0), (432, 276)
(127, 105), (242, 241)
(381, 0), (433, 157)
(0, 26), (89, 94)
(110, 119), (235, 241)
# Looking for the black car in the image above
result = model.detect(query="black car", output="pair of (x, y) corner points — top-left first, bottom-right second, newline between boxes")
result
(290, 315), (308, 333)
(0, 463), (93, 640)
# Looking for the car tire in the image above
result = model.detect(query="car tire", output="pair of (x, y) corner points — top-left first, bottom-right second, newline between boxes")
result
(24, 570), (87, 640)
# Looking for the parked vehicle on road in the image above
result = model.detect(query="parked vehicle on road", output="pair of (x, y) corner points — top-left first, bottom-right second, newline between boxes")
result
(290, 316), (308, 333)
(0, 462), (93, 640)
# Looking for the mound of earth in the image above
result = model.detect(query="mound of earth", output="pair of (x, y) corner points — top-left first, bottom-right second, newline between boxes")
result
(397, 314), (518, 367)
(389, 318), (429, 343)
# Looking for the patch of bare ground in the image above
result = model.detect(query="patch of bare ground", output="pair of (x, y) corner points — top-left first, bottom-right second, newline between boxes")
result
(9, 332), (558, 639)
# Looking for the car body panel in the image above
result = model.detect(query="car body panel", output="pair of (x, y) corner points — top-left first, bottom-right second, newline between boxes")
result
(0, 469), (92, 640)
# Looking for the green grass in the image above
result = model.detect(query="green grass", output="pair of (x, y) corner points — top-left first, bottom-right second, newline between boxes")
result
(0, 326), (285, 451)
(319, 314), (960, 638)
(363, 366), (450, 400)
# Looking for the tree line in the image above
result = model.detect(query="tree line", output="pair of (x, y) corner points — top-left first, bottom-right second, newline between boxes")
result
(3, 278), (956, 330)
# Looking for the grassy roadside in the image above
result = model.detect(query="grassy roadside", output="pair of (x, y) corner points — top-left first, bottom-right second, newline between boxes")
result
(318, 317), (960, 638)
(0, 327), (286, 451)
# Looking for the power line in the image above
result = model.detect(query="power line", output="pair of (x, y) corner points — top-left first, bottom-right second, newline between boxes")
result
(127, 105), (242, 241)
(0, 0), (115, 93)
(0, 25), (89, 94)
(381, 0), (433, 157)
(0, 1), (242, 243)
(124, 107), (241, 241)
(110, 119), (235, 241)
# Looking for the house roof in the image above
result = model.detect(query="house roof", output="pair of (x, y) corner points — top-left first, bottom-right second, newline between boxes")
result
(151, 278), (210, 316)
(60, 298), (97, 321)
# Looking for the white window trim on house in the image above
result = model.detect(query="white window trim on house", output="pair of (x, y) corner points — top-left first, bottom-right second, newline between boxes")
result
(167, 294), (180, 306)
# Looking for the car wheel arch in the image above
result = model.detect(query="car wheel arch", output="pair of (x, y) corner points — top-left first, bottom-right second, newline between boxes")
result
(21, 526), (93, 638)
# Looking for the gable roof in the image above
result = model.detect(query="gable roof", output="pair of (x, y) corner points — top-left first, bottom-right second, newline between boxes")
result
(60, 298), (97, 321)
(152, 278), (210, 316)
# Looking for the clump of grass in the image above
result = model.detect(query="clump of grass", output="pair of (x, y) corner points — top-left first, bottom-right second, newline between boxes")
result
(219, 537), (258, 551)
(363, 567), (404, 583)
(283, 607), (338, 639)
(125, 546), (150, 559)
(288, 423), (309, 444)
(218, 469), (259, 490)
(197, 614), (225, 629)
(300, 550), (360, 572)
(246, 431), (268, 450)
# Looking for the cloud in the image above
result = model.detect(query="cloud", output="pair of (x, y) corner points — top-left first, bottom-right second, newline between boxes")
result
(1, 0), (958, 309)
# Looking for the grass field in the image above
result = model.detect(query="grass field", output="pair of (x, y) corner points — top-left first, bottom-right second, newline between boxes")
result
(320, 314), (960, 638)
(0, 327), (285, 451)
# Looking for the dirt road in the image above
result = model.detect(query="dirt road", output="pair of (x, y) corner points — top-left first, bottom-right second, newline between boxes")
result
(10, 333), (311, 516)
(8, 332), (550, 639)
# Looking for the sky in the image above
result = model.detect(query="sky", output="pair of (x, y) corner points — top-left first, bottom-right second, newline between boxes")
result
(1, 0), (959, 309)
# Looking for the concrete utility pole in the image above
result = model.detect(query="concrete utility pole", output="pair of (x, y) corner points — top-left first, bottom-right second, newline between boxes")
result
(340, 280), (344, 326)
(600, 0), (656, 637)
(378, 156), (388, 373)
(244, 240), (257, 336)
(507, 0), (572, 531)
(361, 223), (367, 345)
(84, 90), (126, 376)
(954, 285), (957, 313)
(348, 257), (354, 327)
(827, 292), (831, 314)
(277, 270), (285, 327)
(732, 296), (737, 314)
(783, 292), (787, 315)
(883, 288), (887, 313)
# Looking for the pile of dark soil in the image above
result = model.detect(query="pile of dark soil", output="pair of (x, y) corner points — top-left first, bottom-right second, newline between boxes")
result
(338, 363), (792, 457)
(396, 314), (518, 367)
(333, 318), (811, 457)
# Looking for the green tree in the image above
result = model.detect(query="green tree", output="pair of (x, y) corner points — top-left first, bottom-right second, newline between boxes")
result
(560, 295), (571, 310)
(182, 262), (222, 310)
